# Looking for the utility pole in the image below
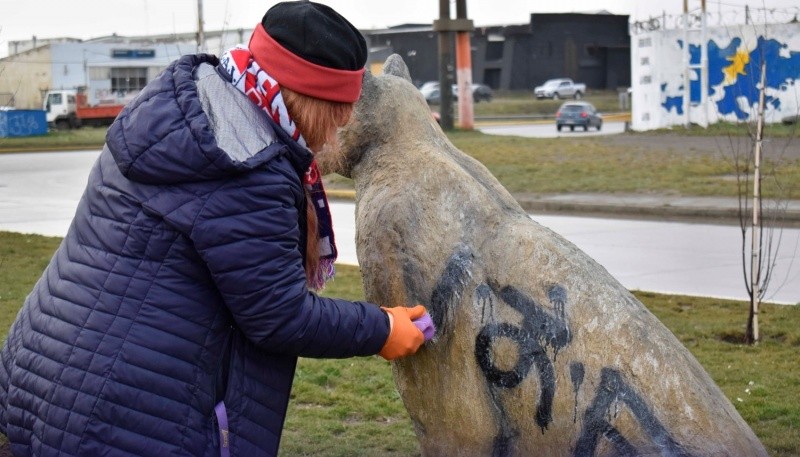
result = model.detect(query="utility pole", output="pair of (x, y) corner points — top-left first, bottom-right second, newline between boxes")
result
(455, 0), (475, 130)
(700, 0), (709, 127)
(434, 0), (454, 130)
(434, 0), (473, 131)
(682, 0), (690, 127)
(197, 0), (206, 53)
(682, 0), (709, 128)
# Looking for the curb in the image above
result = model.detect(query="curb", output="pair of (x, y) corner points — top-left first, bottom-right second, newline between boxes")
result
(516, 199), (800, 227)
(0, 145), (104, 154)
(328, 190), (800, 227)
(325, 189), (357, 200)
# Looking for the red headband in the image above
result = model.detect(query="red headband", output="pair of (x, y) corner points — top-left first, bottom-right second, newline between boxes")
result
(248, 23), (365, 103)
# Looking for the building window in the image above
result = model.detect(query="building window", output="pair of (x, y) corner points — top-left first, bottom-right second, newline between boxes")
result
(486, 41), (504, 61)
(89, 67), (109, 81)
(484, 68), (501, 89)
(110, 67), (148, 93)
(47, 93), (63, 105)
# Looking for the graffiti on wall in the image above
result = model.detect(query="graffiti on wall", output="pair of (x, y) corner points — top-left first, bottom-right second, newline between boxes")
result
(661, 36), (800, 121)
(0, 110), (47, 138)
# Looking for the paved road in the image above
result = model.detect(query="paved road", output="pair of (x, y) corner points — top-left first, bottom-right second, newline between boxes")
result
(479, 120), (627, 138)
(2, 149), (799, 304)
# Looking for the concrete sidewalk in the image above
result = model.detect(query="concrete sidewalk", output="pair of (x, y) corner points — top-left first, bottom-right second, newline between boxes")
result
(327, 189), (800, 227)
(514, 192), (800, 226)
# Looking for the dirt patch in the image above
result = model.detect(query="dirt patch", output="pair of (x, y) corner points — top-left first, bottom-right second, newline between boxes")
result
(716, 330), (749, 344)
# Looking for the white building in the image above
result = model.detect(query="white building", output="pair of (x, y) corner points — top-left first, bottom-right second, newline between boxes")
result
(0, 29), (251, 110)
(630, 19), (800, 130)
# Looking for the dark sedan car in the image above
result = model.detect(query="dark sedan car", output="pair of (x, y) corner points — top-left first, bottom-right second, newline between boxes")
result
(555, 101), (603, 132)
(471, 84), (493, 102)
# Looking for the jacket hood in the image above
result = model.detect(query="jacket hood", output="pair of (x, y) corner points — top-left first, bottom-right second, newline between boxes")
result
(105, 53), (312, 185)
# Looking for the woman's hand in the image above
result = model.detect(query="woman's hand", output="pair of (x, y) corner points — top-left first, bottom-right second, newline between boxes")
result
(379, 305), (435, 360)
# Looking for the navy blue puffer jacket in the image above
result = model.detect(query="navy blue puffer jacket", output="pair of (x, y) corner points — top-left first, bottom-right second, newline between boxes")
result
(0, 54), (390, 456)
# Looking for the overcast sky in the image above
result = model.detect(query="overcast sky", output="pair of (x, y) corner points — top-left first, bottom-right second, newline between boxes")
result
(1, 0), (799, 57)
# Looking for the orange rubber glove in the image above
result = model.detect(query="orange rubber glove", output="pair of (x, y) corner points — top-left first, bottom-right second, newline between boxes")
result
(379, 305), (427, 360)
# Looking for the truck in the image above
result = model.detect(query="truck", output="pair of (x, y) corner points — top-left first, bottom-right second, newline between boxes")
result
(44, 89), (126, 129)
(533, 78), (586, 100)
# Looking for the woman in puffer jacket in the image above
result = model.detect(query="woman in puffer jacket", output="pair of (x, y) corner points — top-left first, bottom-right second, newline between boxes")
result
(0, 2), (433, 456)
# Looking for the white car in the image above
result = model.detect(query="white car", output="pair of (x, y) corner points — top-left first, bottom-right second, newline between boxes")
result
(534, 78), (586, 100)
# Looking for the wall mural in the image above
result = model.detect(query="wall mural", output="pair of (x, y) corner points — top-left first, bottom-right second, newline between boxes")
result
(661, 36), (800, 120)
(631, 22), (800, 130)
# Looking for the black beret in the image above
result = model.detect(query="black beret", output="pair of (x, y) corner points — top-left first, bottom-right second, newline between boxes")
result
(262, 1), (368, 71)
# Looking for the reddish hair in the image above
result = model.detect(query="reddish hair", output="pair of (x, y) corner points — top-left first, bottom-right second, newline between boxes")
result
(281, 87), (354, 287)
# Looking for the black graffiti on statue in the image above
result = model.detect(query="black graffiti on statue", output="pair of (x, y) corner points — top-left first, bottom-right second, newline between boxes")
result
(473, 284), (519, 457)
(475, 282), (571, 432)
(429, 246), (474, 336)
(427, 251), (690, 455)
(569, 362), (585, 424)
(573, 367), (694, 457)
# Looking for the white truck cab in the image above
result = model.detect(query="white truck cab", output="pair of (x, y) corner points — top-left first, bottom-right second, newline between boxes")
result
(44, 89), (80, 128)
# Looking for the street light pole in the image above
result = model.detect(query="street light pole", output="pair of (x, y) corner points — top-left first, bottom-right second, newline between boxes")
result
(197, 0), (206, 53)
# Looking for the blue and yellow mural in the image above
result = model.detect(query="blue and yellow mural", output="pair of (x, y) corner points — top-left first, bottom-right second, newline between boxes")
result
(661, 36), (800, 120)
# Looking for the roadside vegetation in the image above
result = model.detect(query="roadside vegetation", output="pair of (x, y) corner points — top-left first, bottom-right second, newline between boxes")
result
(0, 231), (797, 456)
(453, 130), (800, 197)
(0, 125), (109, 151)
(3, 94), (795, 210)
(639, 121), (799, 138)
(5, 119), (797, 200)
(321, 129), (800, 200)
(431, 90), (627, 116)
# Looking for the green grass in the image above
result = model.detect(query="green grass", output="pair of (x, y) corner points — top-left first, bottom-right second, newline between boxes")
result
(640, 121), (800, 138)
(0, 231), (797, 456)
(447, 130), (800, 199)
(0, 232), (61, 332)
(428, 90), (626, 117)
(319, 129), (800, 200)
(0, 126), (109, 151)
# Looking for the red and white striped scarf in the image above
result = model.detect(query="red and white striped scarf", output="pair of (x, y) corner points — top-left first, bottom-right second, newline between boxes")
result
(221, 44), (338, 290)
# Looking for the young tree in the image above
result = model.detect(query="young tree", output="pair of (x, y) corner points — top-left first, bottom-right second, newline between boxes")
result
(729, 58), (796, 344)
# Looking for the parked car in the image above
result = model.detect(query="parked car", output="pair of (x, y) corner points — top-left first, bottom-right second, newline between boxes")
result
(418, 80), (440, 92)
(420, 85), (448, 104)
(555, 101), (602, 132)
(419, 81), (493, 104)
(471, 83), (493, 102)
(534, 78), (586, 100)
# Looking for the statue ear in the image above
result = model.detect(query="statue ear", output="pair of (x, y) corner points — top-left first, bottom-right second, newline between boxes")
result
(383, 54), (412, 83)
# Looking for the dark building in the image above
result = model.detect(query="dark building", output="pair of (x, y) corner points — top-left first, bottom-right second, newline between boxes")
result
(363, 12), (630, 91)
(364, 24), (440, 88)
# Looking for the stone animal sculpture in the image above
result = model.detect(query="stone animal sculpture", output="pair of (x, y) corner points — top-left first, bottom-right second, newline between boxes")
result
(321, 54), (767, 457)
